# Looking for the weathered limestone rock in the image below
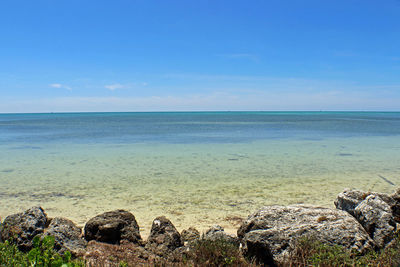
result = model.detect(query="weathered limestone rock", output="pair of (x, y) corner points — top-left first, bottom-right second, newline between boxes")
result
(180, 227), (200, 244)
(84, 210), (141, 245)
(145, 216), (182, 257)
(391, 188), (400, 202)
(335, 188), (400, 223)
(204, 225), (239, 246)
(0, 206), (47, 251)
(334, 189), (367, 216)
(237, 205), (374, 264)
(390, 188), (400, 221)
(354, 195), (396, 248)
(43, 217), (87, 256)
(335, 188), (399, 248)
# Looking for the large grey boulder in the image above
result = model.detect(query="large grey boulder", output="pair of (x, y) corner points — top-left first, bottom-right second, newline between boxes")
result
(391, 188), (400, 202)
(334, 189), (367, 216)
(354, 195), (396, 248)
(390, 188), (400, 222)
(237, 205), (374, 264)
(43, 217), (87, 256)
(84, 210), (141, 245)
(335, 188), (399, 248)
(0, 206), (47, 251)
(335, 188), (400, 222)
(145, 216), (182, 257)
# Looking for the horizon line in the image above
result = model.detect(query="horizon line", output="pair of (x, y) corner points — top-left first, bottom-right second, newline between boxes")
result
(1, 110), (400, 115)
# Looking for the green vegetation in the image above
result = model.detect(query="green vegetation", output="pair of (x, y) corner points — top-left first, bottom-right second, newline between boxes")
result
(288, 234), (400, 267)
(181, 238), (259, 267)
(0, 236), (85, 267)
(1, 234), (400, 266)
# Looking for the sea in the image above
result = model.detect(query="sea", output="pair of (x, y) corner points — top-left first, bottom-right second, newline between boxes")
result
(1, 112), (399, 235)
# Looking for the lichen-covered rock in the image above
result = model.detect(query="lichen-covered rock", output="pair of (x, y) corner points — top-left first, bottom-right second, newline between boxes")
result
(204, 225), (239, 246)
(354, 195), (396, 248)
(237, 205), (374, 264)
(145, 216), (182, 257)
(84, 210), (141, 245)
(181, 227), (200, 244)
(43, 217), (87, 256)
(0, 206), (47, 251)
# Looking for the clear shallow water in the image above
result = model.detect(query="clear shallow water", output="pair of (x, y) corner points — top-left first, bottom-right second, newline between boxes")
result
(1, 112), (400, 235)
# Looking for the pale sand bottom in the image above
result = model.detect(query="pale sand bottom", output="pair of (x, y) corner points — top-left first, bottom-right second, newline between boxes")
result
(1, 136), (399, 238)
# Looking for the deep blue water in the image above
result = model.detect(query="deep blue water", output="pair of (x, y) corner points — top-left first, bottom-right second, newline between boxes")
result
(1, 112), (400, 144)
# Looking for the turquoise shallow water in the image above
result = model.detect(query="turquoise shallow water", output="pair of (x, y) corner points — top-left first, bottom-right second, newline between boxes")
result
(1, 112), (400, 235)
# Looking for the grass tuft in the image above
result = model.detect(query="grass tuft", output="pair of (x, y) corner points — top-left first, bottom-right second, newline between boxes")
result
(186, 238), (255, 267)
(287, 234), (400, 267)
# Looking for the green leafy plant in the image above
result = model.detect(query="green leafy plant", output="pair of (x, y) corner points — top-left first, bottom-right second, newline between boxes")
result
(0, 235), (84, 267)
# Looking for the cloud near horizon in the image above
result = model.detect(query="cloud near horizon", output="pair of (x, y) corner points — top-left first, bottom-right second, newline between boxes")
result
(1, 89), (399, 113)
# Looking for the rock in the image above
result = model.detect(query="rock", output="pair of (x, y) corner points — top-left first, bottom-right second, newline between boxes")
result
(181, 227), (200, 244)
(354, 195), (396, 248)
(334, 188), (367, 216)
(84, 210), (141, 245)
(390, 188), (400, 221)
(391, 188), (400, 202)
(335, 188), (399, 247)
(335, 188), (400, 223)
(237, 205), (374, 264)
(145, 216), (182, 257)
(204, 225), (239, 246)
(0, 206), (47, 251)
(239, 231), (278, 266)
(43, 217), (87, 256)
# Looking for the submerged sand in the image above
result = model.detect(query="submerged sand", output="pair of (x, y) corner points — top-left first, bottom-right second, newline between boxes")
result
(1, 136), (399, 236)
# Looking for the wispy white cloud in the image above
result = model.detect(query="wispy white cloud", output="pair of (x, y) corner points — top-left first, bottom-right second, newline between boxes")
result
(105, 83), (125, 91)
(49, 83), (72, 90)
(105, 82), (148, 91)
(49, 83), (62, 88)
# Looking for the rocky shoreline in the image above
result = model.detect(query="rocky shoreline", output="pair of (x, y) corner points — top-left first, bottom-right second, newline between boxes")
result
(1, 187), (399, 266)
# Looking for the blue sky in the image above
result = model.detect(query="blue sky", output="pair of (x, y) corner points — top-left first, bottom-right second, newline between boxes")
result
(0, 0), (399, 112)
